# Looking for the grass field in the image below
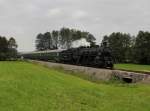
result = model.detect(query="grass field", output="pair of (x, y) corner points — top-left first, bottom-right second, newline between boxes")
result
(115, 64), (150, 73)
(0, 61), (150, 111)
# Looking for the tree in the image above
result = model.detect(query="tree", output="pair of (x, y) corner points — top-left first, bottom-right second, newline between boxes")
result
(86, 33), (96, 47)
(36, 33), (45, 51)
(73, 30), (82, 40)
(8, 37), (17, 49)
(0, 36), (17, 60)
(35, 27), (97, 50)
(102, 32), (132, 63)
(0, 37), (8, 60)
(134, 31), (150, 64)
(60, 27), (72, 49)
(43, 32), (52, 50)
(8, 37), (18, 59)
(52, 30), (59, 49)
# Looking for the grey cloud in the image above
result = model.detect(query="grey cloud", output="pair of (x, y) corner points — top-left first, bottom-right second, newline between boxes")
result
(0, 0), (150, 51)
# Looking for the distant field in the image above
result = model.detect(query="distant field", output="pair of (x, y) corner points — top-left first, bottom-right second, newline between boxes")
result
(0, 61), (150, 111)
(115, 64), (150, 73)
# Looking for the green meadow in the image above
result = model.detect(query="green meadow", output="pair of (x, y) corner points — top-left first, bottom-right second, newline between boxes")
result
(0, 61), (150, 111)
(115, 64), (150, 73)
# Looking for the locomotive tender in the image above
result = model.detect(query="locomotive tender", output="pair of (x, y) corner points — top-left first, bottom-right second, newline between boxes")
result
(22, 45), (113, 69)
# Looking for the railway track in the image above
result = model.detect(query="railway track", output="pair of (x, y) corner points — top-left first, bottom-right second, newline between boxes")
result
(29, 60), (150, 83)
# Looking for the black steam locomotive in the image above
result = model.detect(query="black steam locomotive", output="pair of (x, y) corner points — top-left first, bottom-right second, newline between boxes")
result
(22, 45), (113, 69)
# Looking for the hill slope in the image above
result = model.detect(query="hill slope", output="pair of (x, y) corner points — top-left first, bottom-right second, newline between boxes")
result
(0, 61), (150, 111)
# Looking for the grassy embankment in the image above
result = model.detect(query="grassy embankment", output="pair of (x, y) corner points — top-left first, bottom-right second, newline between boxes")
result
(115, 64), (150, 73)
(0, 61), (150, 111)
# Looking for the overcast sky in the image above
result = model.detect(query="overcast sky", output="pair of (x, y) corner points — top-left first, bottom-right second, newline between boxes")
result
(0, 0), (150, 51)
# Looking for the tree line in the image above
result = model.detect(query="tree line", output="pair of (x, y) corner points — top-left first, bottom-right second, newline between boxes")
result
(102, 31), (150, 64)
(0, 36), (17, 60)
(36, 28), (150, 65)
(35, 27), (96, 50)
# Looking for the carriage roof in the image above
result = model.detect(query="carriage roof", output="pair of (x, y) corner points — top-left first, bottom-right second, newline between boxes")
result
(22, 49), (66, 55)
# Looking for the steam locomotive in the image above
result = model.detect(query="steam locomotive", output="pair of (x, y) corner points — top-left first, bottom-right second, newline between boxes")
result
(22, 45), (113, 69)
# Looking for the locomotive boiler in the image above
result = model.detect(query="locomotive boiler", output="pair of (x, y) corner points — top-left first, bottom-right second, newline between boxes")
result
(22, 45), (113, 69)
